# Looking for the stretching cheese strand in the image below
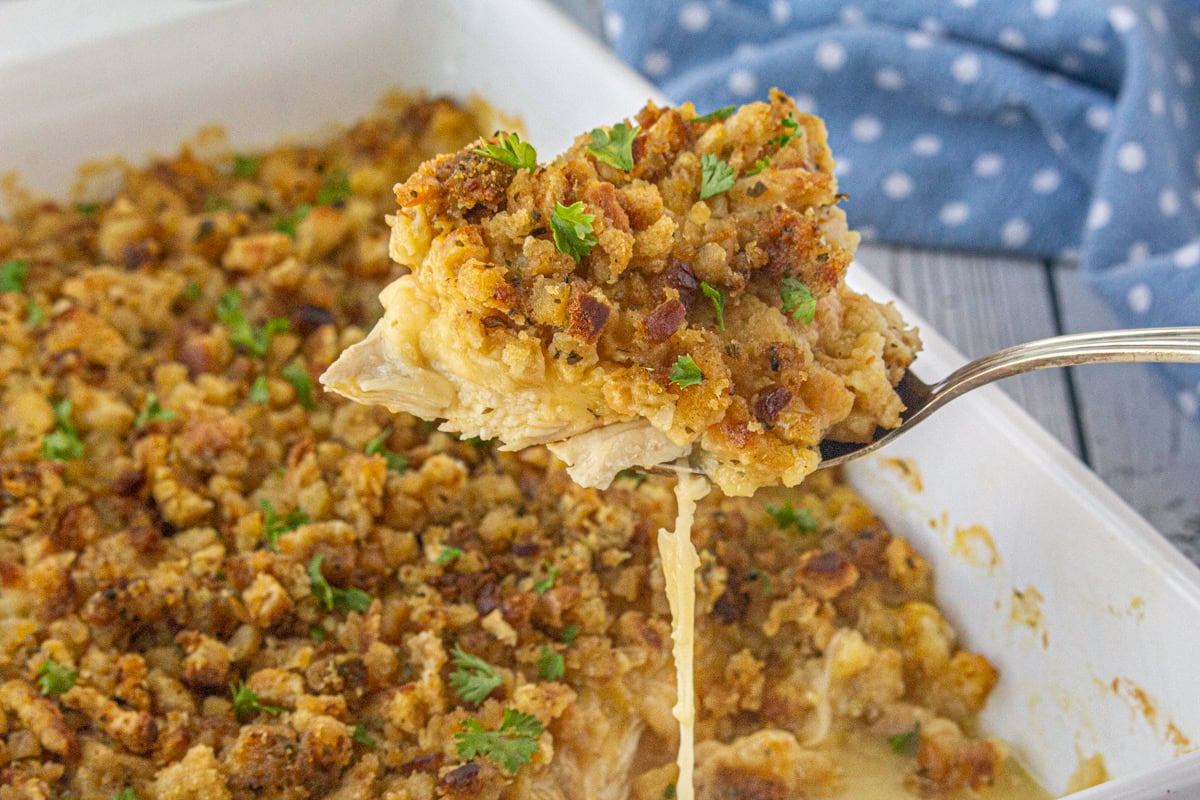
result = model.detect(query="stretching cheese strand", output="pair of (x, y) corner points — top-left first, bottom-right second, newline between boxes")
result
(657, 470), (711, 800)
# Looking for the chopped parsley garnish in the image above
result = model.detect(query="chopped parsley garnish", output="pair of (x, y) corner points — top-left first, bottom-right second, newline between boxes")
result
(316, 169), (352, 206)
(436, 547), (463, 566)
(770, 112), (801, 148)
(281, 362), (315, 410)
(250, 376), (270, 404)
(550, 201), (597, 263)
(307, 553), (373, 613)
(0, 259), (29, 293)
(534, 564), (559, 595)
(232, 154), (261, 177)
(309, 626), (326, 642)
(888, 723), (921, 756)
(135, 392), (176, 428)
(616, 469), (648, 486)
(692, 105), (736, 123)
(217, 289), (289, 357)
(780, 277), (817, 324)
(474, 131), (537, 173)
(664, 784), (677, 799)
(26, 300), (44, 327)
(669, 354), (704, 388)
(560, 624), (579, 645)
(113, 790), (137, 800)
(746, 156), (771, 176)
(766, 501), (819, 535)
(699, 153), (736, 200)
(204, 196), (233, 212)
(351, 724), (377, 747)
(365, 429), (408, 473)
(36, 658), (77, 695)
(42, 399), (84, 461)
(746, 568), (773, 596)
(465, 435), (491, 448)
(74, 202), (99, 214)
(537, 647), (564, 681)
(230, 680), (284, 720)
(587, 123), (639, 170)
(261, 499), (309, 552)
(184, 280), (202, 300)
(274, 203), (311, 237)
(700, 282), (726, 330)
(450, 645), (504, 704)
(455, 708), (544, 774)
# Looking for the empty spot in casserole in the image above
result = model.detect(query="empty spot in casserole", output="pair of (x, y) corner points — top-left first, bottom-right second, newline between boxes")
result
(1066, 752), (1109, 792)
(1109, 677), (1194, 756)
(1008, 585), (1048, 649)
(950, 524), (999, 571)
(878, 456), (922, 493)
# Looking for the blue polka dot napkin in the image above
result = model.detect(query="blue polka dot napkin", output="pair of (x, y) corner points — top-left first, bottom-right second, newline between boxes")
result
(602, 0), (1200, 418)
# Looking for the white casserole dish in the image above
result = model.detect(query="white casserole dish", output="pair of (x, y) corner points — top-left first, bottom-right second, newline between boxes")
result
(2, 1), (1199, 796)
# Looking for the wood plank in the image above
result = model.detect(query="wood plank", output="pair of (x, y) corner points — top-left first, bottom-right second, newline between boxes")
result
(1052, 265), (1200, 561)
(855, 244), (1083, 456)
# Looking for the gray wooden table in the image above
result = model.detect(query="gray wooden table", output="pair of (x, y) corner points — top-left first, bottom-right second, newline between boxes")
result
(556, 0), (1200, 564)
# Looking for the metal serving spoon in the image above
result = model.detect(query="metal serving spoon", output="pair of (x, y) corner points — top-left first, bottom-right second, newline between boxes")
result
(648, 327), (1200, 477)
(816, 326), (1200, 468)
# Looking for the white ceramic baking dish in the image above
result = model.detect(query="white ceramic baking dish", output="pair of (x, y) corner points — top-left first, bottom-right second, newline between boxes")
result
(3, 1), (1199, 796)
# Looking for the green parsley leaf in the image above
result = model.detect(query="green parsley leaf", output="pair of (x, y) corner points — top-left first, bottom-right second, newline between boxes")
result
(692, 105), (736, 123)
(700, 282), (726, 330)
(699, 153), (736, 200)
(316, 169), (352, 206)
(888, 723), (921, 756)
(664, 784), (677, 799)
(0, 259), (29, 293)
(250, 376), (270, 404)
(112, 790), (137, 800)
(26, 299), (44, 327)
(274, 203), (311, 238)
(746, 568), (773, 596)
(587, 123), (639, 170)
(217, 289), (288, 357)
(766, 501), (819, 535)
(450, 644), (504, 704)
(230, 680), (284, 720)
(309, 626), (326, 642)
(307, 553), (373, 614)
(74, 202), (99, 214)
(351, 724), (377, 747)
(41, 400), (84, 461)
(204, 196), (233, 212)
(550, 201), (597, 263)
(261, 499), (309, 552)
(770, 113), (801, 148)
(616, 469), (648, 487)
(560, 624), (579, 645)
(669, 354), (704, 388)
(537, 647), (564, 682)
(281, 362), (315, 410)
(745, 156), (771, 176)
(465, 435), (491, 448)
(474, 131), (537, 173)
(36, 658), (77, 695)
(135, 392), (176, 428)
(455, 708), (544, 774)
(780, 277), (816, 324)
(436, 546), (463, 566)
(233, 154), (261, 178)
(184, 280), (202, 300)
(365, 429), (408, 473)
(534, 564), (559, 595)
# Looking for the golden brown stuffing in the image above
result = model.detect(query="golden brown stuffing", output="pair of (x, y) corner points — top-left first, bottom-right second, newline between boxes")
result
(321, 90), (919, 496)
(0, 93), (1023, 799)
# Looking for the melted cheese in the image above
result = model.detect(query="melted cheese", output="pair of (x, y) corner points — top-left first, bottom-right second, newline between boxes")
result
(657, 471), (711, 800)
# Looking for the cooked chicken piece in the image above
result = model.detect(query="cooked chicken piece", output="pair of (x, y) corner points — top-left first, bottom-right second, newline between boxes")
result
(321, 90), (918, 496)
